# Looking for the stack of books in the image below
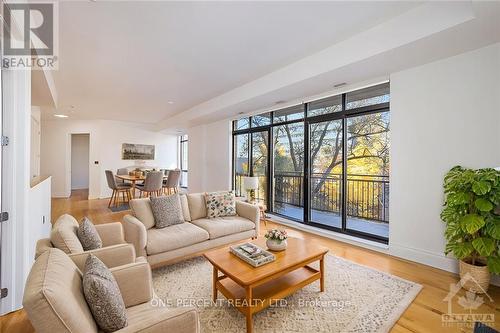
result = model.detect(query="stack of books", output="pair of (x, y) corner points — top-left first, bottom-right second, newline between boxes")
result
(230, 243), (275, 267)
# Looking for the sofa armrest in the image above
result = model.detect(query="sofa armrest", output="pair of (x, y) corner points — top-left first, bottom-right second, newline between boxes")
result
(235, 201), (260, 237)
(35, 238), (53, 259)
(95, 222), (125, 246)
(123, 215), (148, 257)
(110, 261), (153, 308)
(68, 243), (136, 271)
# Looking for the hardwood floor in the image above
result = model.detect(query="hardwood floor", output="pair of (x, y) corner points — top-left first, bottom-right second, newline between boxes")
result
(1, 189), (499, 332)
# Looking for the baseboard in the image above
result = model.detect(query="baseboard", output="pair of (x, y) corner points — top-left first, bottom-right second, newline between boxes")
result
(389, 242), (458, 273)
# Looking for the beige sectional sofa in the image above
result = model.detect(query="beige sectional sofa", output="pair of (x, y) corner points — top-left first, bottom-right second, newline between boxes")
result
(123, 193), (260, 267)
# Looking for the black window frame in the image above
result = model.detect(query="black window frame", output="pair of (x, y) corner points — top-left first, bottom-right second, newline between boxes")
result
(231, 82), (390, 244)
(179, 134), (188, 188)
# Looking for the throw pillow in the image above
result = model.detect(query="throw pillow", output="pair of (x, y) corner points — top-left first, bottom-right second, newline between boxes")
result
(83, 255), (127, 333)
(77, 217), (103, 251)
(50, 214), (84, 254)
(179, 194), (191, 221)
(150, 194), (184, 228)
(205, 191), (237, 218)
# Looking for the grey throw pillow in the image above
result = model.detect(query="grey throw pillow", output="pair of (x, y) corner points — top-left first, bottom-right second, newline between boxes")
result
(150, 194), (184, 228)
(77, 217), (103, 251)
(83, 255), (127, 333)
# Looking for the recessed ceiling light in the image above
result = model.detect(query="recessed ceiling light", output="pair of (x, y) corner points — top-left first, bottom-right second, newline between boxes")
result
(275, 100), (286, 105)
(334, 82), (347, 88)
(167, 101), (174, 105)
(54, 114), (68, 118)
(238, 111), (245, 115)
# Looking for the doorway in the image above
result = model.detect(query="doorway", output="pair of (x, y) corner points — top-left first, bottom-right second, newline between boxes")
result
(70, 134), (90, 195)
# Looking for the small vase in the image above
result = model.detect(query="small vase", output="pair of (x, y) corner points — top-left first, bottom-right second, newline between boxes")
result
(266, 238), (287, 251)
(459, 259), (490, 293)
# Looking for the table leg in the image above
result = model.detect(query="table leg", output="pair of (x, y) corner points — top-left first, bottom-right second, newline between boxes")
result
(320, 255), (325, 292)
(245, 286), (253, 333)
(212, 267), (218, 302)
(131, 180), (136, 198)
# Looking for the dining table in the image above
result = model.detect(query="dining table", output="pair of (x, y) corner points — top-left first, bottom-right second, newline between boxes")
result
(115, 174), (168, 198)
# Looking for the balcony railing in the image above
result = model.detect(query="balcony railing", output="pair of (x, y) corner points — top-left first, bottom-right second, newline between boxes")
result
(236, 172), (389, 223)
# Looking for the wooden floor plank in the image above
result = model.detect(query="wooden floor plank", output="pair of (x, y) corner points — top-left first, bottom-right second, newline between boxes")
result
(1, 189), (498, 333)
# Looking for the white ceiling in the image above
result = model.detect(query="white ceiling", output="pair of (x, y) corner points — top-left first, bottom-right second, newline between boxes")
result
(49, 1), (420, 122)
(43, 1), (500, 132)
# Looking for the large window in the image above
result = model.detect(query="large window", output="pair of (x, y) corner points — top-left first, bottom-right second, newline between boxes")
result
(179, 135), (188, 188)
(232, 82), (390, 243)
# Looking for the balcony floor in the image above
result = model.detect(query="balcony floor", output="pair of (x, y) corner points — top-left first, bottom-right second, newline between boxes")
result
(273, 203), (389, 239)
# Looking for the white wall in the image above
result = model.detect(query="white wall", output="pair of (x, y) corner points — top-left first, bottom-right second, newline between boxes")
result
(30, 107), (41, 180)
(388, 42), (500, 273)
(41, 120), (178, 199)
(71, 134), (90, 190)
(187, 119), (232, 193)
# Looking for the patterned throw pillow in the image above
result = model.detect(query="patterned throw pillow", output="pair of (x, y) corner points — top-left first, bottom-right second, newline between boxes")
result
(150, 194), (184, 228)
(83, 255), (127, 333)
(205, 191), (237, 218)
(77, 217), (103, 251)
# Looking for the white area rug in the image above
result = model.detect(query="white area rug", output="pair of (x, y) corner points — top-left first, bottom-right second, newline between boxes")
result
(152, 255), (422, 333)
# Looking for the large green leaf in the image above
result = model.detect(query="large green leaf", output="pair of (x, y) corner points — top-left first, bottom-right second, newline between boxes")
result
(475, 198), (494, 212)
(447, 192), (470, 206)
(460, 214), (485, 234)
(452, 242), (474, 259)
(485, 219), (500, 240)
(440, 207), (461, 224)
(472, 181), (491, 195)
(472, 237), (496, 256)
(487, 256), (500, 274)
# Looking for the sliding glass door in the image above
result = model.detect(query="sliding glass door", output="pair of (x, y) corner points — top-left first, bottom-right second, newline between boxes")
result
(233, 133), (249, 197)
(273, 122), (304, 221)
(346, 112), (390, 238)
(309, 119), (343, 229)
(251, 131), (269, 205)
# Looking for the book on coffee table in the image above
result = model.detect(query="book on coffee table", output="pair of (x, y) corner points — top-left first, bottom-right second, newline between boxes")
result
(230, 242), (275, 267)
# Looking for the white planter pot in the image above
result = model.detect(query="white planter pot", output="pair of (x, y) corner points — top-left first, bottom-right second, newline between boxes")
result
(266, 238), (287, 251)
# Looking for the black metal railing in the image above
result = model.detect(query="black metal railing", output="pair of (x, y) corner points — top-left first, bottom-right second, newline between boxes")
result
(236, 172), (389, 223)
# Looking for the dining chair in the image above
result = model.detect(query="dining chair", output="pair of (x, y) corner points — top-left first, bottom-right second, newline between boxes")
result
(163, 169), (181, 195)
(135, 171), (164, 198)
(116, 168), (129, 185)
(105, 170), (132, 207)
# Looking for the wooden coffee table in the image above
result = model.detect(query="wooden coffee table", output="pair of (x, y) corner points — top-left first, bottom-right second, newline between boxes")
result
(204, 237), (328, 333)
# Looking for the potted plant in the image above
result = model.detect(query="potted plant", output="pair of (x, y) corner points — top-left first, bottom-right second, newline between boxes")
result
(264, 229), (288, 251)
(441, 166), (500, 293)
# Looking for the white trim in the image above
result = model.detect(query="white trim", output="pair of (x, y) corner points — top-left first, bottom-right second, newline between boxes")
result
(389, 242), (458, 273)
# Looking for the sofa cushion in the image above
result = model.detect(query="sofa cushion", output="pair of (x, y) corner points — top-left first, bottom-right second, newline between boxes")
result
(179, 194), (191, 222)
(129, 198), (155, 229)
(83, 255), (128, 333)
(205, 191), (237, 218)
(50, 214), (84, 254)
(187, 193), (207, 220)
(118, 302), (199, 333)
(150, 194), (184, 228)
(22, 248), (98, 333)
(146, 223), (209, 255)
(78, 217), (103, 251)
(190, 216), (255, 239)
